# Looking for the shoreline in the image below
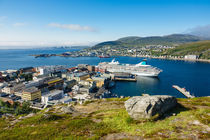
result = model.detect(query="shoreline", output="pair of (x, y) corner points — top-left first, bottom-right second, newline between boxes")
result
(31, 53), (210, 63)
(135, 56), (210, 63)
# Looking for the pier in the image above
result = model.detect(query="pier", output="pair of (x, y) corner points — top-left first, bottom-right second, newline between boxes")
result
(172, 85), (195, 98)
(113, 72), (137, 82)
(113, 77), (137, 82)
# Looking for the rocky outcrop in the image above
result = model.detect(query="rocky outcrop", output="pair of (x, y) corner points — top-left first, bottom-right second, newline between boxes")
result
(124, 95), (177, 119)
(60, 105), (75, 114)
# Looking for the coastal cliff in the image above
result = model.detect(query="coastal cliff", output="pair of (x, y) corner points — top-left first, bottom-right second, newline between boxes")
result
(0, 97), (209, 139)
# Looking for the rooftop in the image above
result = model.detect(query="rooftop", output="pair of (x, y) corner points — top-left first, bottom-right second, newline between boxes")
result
(46, 78), (63, 84)
(23, 87), (39, 93)
(74, 72), (89, 77)
(42, 90), (63, 97)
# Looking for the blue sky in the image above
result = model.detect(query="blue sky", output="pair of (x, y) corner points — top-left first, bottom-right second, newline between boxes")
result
(0, 0), (210, 48)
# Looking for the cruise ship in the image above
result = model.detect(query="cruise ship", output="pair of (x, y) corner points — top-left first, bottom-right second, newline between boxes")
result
(98, 59), (162, 77)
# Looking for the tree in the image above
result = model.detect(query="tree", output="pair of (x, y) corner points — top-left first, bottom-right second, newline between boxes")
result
(0, 100), (5, 107)
(15, 101), (32, 115)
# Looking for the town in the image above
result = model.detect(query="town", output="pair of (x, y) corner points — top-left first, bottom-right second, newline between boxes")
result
(0, 64), (120, 111)
(32, 45), (202, 61)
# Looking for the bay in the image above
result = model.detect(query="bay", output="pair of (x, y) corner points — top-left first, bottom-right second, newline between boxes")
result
(0, 48), (209, 98)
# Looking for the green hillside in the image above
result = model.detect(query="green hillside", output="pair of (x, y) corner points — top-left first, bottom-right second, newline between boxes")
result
(0, 97), (209, 139)
(92, 34), (202, 49)
(164, 41), (210, 59)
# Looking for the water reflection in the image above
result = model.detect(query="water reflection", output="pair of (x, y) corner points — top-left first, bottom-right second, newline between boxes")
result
(136, 76), (160, 85)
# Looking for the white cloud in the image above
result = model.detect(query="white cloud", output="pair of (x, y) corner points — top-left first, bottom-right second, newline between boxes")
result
(13, 22), (27, 27)
(186, 24), (210, 38)
(48, 23), (96, 32)
(0, 40), (96, 48)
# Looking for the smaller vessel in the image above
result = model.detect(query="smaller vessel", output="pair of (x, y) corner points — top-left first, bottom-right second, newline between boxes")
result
(98, 53), (110, 58)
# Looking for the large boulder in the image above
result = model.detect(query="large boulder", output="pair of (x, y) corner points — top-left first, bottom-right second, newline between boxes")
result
(124, 95), (177, 119)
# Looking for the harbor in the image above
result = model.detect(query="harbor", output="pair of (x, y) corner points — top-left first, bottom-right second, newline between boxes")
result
(0, 48), (209, 98)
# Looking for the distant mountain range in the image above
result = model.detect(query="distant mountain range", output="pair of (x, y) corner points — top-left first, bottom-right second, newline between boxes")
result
(91, 34), (206, 49)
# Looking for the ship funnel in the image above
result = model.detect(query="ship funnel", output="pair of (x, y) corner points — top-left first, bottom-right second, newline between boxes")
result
(109, 59), (119, 64)
(135, 59), (149, 67)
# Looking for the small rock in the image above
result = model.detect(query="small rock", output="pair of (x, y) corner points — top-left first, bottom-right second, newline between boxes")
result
(202, 131), (208, 134)
(18, 116), (25, 120)
(157, 132), (163, 135)
(101, 133), (143, 140)
(44, 108), (50, 112)
(92, 118), (102, 123)
(206, 127), (210, 132)
(42, 114), (50, 119)
(135, 129), (141, 132)
(192, 120), (200, 125)
(25, 113), (35, 118)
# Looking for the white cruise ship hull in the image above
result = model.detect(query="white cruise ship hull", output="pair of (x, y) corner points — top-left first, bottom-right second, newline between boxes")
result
(98, 59), (162, 77)
(107, 69), (160, 77)
(131, 72), (160, 77)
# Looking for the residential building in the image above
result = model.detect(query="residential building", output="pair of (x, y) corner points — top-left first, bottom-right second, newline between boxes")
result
(2, 83), (25, 94)
(45, 77), (64, 90)
(91, 77), (109, 88)
(22, 87), (41, 101)
(65, 80), (77, 89)
(73, 72), (90, 81)
(87, 65), (95, 72)
(24, 78), (45, 88)
(65, 72), (90, 82)
(19, 67), (35, 74)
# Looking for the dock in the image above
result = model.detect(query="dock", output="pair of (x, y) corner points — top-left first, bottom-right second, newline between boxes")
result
(113, 72), (137, 82)
(113, 77), (137, 82)
(172, 85), (195, 98)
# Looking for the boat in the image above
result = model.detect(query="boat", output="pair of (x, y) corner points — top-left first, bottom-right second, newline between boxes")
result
(98, 53), (110, 58)
(98, 59), (162, 77)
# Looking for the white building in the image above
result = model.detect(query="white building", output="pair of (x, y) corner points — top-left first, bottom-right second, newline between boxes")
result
(24, 78), (45, 88)
(2, 83), (25, 94)
(73, 93), (91, 101)
(41, 90), (64, 105)
(184, 55), (198, 60)
(0, 82), (8, 92)
(58, 97), (72, 104)
(37, 65), (66, 75)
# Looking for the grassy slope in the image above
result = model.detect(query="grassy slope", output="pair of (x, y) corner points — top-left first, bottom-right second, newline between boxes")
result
(0, 97), (209, 140)
(164, 41), (210, 59)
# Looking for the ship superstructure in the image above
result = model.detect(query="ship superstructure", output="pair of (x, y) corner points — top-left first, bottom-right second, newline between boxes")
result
(98, 59), (162, 77)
